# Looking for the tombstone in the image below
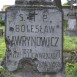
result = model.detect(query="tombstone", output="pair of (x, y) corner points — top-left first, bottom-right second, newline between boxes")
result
(66, 0), (77, 36)
(66, 10), (77, 36)
(66, 12), (77, 36)
(4, 0), (65, 77)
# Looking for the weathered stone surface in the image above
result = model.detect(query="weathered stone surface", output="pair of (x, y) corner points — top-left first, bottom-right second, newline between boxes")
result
(5, 5), (63, 73)
(15, 0), (53, 5)
(15, 0), (62, 9)
(12, 71), (65, 77)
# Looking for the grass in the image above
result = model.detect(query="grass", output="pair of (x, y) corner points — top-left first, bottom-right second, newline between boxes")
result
(64, 36), (77, 77)
(0, 25), (5, 31)
(0, 25), (6, 61)
(64, 36), (77, 52)
(0, 37), (6, 60)
(66, 62), (77, 77)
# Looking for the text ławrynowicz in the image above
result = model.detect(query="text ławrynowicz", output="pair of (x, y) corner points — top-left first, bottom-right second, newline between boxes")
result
(8, 36), (59, 47)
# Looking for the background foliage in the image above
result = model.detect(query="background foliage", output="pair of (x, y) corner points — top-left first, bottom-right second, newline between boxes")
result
(0, 19), (5, 26)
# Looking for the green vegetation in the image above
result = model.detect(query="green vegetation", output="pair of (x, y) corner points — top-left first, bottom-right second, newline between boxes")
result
(63, 2), (70, 5)
(64, 20), (68, 31)
(0, 25), (6, 60)
(64, 36), (77, 52)
(64, 36), (77, 77)
(0, 66), (6, 77)
(0, 24), (5, 31)
(0, 37), (6, 59)
(66, 63), (77, 77)
(0, 25), (6, 77)
(0, 19), (5, 26)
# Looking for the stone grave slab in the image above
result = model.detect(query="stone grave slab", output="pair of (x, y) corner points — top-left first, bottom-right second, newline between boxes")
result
(5, 5), (63, 73)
